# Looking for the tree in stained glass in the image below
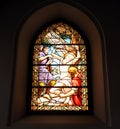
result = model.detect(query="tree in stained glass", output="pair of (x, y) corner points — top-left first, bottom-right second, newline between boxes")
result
(31, 22), (89, 111)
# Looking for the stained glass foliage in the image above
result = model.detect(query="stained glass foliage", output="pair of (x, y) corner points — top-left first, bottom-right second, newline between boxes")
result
(31, 22), (89, 111)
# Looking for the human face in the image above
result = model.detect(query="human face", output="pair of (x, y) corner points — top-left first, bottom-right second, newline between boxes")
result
(43, 47), (49, 55)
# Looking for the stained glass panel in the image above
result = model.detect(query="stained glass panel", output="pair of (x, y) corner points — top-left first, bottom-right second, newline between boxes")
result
(31, 22), (90, 112)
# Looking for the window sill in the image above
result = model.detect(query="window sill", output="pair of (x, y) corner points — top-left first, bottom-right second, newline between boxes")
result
(11, 115), (105, 128)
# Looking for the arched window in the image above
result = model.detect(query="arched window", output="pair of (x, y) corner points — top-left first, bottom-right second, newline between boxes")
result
(10, 1), (111, 126)
(31, 21), (92, 113)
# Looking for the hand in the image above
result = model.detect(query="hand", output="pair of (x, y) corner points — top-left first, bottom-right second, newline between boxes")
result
(48, 59), (52, 64)
(46, 59), (52, 65)
(47, 55), (52, 58)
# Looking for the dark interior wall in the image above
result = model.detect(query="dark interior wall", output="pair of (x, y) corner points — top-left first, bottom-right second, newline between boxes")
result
(83, 1), (120, 129)
(0, 0), (120, 129)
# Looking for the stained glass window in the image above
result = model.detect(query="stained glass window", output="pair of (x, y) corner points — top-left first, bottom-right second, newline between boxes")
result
(31, 22), (91, 112)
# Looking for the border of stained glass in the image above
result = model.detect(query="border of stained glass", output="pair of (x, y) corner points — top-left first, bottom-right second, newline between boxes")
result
(29, 21), (93, 114)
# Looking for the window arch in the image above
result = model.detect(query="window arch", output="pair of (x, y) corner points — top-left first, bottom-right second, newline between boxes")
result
(31, 21), (92, 113)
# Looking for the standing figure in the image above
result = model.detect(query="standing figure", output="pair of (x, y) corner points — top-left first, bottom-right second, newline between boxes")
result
(68, 66), (82, 106)
(38, 46), (55, 86)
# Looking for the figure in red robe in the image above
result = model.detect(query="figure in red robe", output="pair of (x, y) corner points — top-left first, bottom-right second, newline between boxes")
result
(69, 67), (82, 106)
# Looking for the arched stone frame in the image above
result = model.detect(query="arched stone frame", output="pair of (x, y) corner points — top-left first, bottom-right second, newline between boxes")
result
(9, 1), (111, 127)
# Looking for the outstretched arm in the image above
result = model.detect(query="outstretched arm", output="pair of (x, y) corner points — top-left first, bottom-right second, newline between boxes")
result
(38, 55), (49, 62)
(38, 52), (52, 62)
